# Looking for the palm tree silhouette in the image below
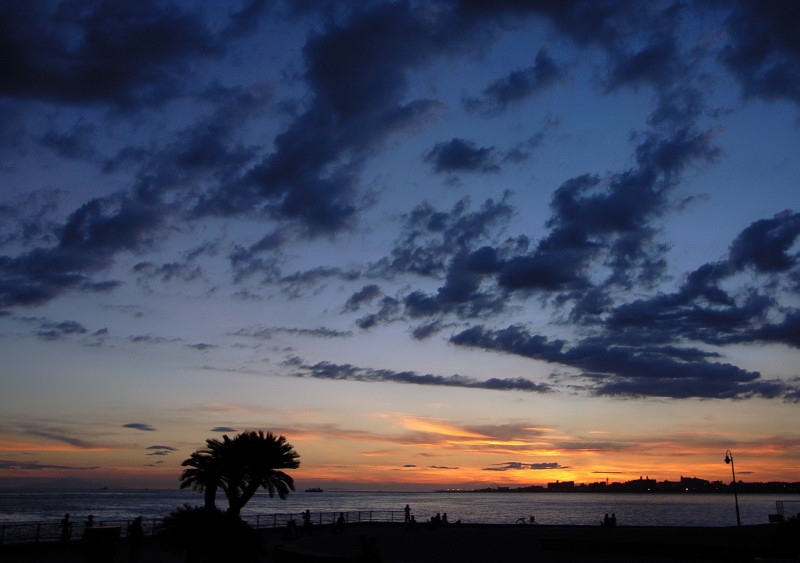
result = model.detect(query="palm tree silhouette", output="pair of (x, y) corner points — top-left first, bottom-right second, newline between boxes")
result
(179, 431), (300, 517)
(179, 442), (224, 511)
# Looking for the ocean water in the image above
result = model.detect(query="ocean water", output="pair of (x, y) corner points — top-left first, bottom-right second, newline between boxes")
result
(0, 489), (787, 528)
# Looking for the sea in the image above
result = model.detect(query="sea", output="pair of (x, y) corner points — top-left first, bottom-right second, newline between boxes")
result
(0, 489), (790, 528)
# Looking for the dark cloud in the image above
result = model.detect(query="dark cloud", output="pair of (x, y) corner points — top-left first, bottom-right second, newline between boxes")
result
(235, 326), (352, 339)
(39, 121), (99, 161)
(146, 445), (176, 451)
(36, 320), (89, 341)
(464, 49), (563, 115)
(0, 195), (162, 308)
(0, 459), (98, 471)
(133, 261), (202, 284)
(451, 324), (795, 400)
(186, 343), (217, 351)
(719, 1), (800, 104)
(356, 296), (401, 330)
(0, 45), (272, 311)
(146, 445), (176, 456)
(0, 0), (723, 316)
(123, 423), (157, 432)
(371, 194), (514, 281)
(595, 211), (800, 357)
(211, 426), (237, 433)
(194, 2), (476, 235)
(286, 358), (550, 393)
(484, 461), (566, 471)
(129, 335), (177, 345)
(279, 266), (361, 299)
(425, 139), (499, 174)
(728, 211), (800, 274)
(0, 1), (221, 108)
(343, 284), (382, 313)
(0, 189), (62, 248)
(23, 428), (100, 449)
(605, 33), (687, 93)
(365, 97), (720, 333)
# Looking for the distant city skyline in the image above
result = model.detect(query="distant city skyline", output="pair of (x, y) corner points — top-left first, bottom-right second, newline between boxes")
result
(1, 1), (799, 491)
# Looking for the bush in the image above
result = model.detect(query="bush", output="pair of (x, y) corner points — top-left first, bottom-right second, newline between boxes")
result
(159, 505), (263, 563)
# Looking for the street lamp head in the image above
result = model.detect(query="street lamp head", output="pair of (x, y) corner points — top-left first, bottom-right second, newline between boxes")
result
(724, 454), (731, 464)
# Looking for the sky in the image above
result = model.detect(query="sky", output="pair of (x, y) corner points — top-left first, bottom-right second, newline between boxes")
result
(1, 0), (799, 492)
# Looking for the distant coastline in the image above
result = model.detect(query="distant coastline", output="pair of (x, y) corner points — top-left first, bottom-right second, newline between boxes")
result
(441, 476), (800, 494)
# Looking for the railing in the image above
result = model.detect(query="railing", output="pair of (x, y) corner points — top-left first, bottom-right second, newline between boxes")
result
(245, 509), (403, 530)
(775, 500), (800, 521)
(0, 510), (405, 545)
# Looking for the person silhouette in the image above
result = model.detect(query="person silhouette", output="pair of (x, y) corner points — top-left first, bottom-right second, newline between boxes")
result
(127, 516), (143, 562)
(404, 504), (411, 523)
(334, 513), (346, 534)
(60, 513), (72, 542)
(285, 517), (298, 539)
(302, 509), (313, 536)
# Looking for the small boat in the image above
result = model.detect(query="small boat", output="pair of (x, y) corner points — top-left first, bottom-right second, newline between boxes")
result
(305, 487), (324, 493)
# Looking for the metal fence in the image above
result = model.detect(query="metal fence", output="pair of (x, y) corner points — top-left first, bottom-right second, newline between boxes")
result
(0, 510), (405, 545)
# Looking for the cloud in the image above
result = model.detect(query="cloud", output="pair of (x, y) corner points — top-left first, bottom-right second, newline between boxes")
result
(22, 427), (104, 450)
(235, 326), (352, 340)
(395, 196), (515, 274)
(211, 426), (237, 433)
(123, 423), (157, 432)
(0, 1), (220, 108)
(463, 49), (563, 115)
(0, 459), (98, 471)
(186, 343), (217, 351)
(0, 195), (162, 308)
(719, 1), (800, 104)
(425, 139), (499, 174)
(605, 35), (687, 93)
(133, 261), (202, 284)
(601, 210), (800, 351)
(451, 324), (795, 400)
(193, 2), (475, 235)
(146, 445), (177, 456)
(129, 335), (179, 345)
(343, 285), (382, 313)
(146, 445), (176, 451)
(35, 320), (89, 341)
(39, 121), (99, 162)
(286, 358), (550, 393)
(483, 461), (567, 471)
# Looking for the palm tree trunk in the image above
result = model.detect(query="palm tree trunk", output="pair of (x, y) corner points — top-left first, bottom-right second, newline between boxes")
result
(204, 484), (217, 510)
(237, 481), (261, 513)
(226, 499), (242, 519)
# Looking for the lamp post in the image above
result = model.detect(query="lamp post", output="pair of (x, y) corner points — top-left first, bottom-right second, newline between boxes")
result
(724, 450), (741, 526)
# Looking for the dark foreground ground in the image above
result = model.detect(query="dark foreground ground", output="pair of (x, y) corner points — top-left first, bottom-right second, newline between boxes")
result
(2, 522), (797, 563)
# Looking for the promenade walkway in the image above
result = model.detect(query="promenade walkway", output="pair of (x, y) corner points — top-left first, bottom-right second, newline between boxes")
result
(0, 522), (789, 563)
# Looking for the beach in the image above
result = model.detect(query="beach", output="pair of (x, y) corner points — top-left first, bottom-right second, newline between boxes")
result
(1, 522), (794, 563)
